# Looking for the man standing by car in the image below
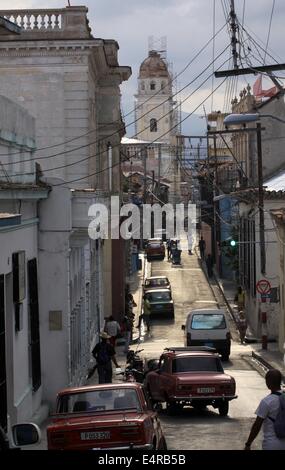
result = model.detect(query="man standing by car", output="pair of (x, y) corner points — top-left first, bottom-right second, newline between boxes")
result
(92, 332), (120, 384)
(244, 369), (285, 450)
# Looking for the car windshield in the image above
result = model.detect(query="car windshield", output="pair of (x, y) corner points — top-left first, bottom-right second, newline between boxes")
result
(145, 278), (169, 288)
(147, 243), (161, 249)
(191, 314), (226, 330)
(146, 291), (171, 301)
(57, 388), (141, 413)
(172, 356), (224, 373)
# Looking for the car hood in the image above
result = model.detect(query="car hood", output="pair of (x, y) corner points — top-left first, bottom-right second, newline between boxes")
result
(176, 373), (233, 383)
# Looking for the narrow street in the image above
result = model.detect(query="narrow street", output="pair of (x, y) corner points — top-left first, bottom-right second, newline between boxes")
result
(140, 250), (268, 450)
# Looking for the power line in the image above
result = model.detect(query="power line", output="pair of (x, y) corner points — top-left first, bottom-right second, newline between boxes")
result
(263, 0), (276, 65)
(50, 77), (228, 187)
(0, 23), (227, 159)
(6, 48), (231, 179)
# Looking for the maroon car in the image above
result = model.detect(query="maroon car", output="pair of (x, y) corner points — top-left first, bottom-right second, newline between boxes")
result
(145, 239), (165, 261)
(47, 383), (167, 450)
(144, 347), (237, 416)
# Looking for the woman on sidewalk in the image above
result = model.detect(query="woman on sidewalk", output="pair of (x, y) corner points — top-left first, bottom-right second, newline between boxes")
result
(237, 310), (247, 344)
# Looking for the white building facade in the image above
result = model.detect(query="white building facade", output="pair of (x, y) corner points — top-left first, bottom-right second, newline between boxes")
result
(0, 6), (131, 423)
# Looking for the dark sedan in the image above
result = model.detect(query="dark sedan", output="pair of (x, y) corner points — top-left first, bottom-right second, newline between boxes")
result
(144, 288), (174, 319)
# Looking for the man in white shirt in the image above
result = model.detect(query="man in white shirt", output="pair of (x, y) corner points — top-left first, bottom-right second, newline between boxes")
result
(244, 369), (285, 450)
(104, 316), (121, 348)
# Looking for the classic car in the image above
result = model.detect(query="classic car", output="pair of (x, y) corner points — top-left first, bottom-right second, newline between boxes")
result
(144, 288), (175, 319)
(145, 239), (165, 261)
(47, 383), (167, 450)
(144, 347), (237, 416)
(143, 276), (171, 292)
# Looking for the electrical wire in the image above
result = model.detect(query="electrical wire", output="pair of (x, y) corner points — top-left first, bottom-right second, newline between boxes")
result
(6, 49), (231, 179)
(0, 22), (228, 159)
(0, 44), (230, 171)
(263, 0), (276, 65)
(50, 77), (228, 187)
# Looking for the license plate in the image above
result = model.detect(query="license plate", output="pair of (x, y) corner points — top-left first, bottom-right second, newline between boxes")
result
(155, 305), (163, 309)
(80, 431), (110, 441)
(197, 387), (215, 394)
(204, 342), (214, 347)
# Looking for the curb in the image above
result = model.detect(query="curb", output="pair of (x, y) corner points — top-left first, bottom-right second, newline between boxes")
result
(252, 352), (285, 381)
(212, 271), (238, 326)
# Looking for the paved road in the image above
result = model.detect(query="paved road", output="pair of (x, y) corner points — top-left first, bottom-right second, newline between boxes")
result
(141, 250), (267, 450)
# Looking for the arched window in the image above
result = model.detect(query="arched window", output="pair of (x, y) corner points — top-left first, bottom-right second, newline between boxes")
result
(150, 82), (156, 90)
(150, 118), (157, 132)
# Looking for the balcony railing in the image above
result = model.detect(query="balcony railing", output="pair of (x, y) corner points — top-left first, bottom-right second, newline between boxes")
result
(0, 6), (92, 39)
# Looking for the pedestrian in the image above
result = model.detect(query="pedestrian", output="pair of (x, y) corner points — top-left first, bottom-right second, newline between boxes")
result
(166, 239), (172, 260)
(206, 253), (213, 278)
(244, 369), (285, 450)
(199, 236), (206, 260)
(142, 294), (151, 333)
(235, 286), (245, 312)
(188, 231), (193, 255)
(104, 315), (121, 348)
(92, 332), (120, 384)
(237, 310), (247, 344)
(122, 314), (132, 354)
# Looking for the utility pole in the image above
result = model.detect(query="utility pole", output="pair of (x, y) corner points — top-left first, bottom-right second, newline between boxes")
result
(257, 122), (266, 274)
(229, 0), (239, 69)
(143, 145), (147, 204)
(158, 144), (161, 197)
(215, 0), (283, 90)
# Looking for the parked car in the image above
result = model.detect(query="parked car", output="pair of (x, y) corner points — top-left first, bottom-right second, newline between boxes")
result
(182, 309), (231, 360)
(143, 276), (171, 292)
(145, 239), (165, 261)
(144, 347), (237, 416)
(144, 288), (174, 319)
(47, 383), (167, 450)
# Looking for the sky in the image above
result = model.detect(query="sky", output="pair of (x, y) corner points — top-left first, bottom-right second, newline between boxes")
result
(2, 0), (285, 136)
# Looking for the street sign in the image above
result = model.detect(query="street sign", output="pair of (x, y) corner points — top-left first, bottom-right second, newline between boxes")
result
(256, 279), (271, 295)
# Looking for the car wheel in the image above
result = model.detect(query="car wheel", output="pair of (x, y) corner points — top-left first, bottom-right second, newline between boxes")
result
(158, 436), (168, 450)
(193, 402), (207, 411)
(218, 401), (229, 416)
(221, 353), (230, 361)
(166, 402), (181, 416)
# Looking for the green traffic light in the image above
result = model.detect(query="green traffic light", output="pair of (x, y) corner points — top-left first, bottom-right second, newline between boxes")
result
(230, 240), (236, 247)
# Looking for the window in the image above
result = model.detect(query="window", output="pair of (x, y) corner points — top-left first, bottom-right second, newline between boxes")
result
(150, 118), (157, 132)
(28, 259), (41, 392)
(57, 388), (141, 413)
(172, 357), (223, 373)
(191, 314), (226, 330)
(141, 81), (145, 90)
(146, 291), (171, 302)
(150, 82), (156, 90)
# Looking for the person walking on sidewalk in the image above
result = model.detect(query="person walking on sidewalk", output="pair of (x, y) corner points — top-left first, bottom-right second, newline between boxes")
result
(122, 314), (132, 354)
(244, 369), (285, 450)
(104, 316), (121, 348)
(237, 310), (247, 344)
(143, 294), (151, 333)
(206, 253), (213, 278)
(92, 332), (120, 384)
(199, 236), (206, 260)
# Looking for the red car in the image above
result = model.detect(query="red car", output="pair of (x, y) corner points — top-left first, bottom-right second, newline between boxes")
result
(47, 383), (167, 450)
(144, 347), (237, 416)
(145, 239), (165, 261)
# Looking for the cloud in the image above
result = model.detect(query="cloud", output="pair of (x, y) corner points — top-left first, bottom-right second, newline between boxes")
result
(1, 0), (284, 130)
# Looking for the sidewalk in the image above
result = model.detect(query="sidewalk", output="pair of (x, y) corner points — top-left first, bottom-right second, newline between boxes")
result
(87, 252), (150, 385)
(214, 271), (285, 377)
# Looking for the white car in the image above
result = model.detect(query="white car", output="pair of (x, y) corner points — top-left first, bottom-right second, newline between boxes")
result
(182, 309), (231, 361)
